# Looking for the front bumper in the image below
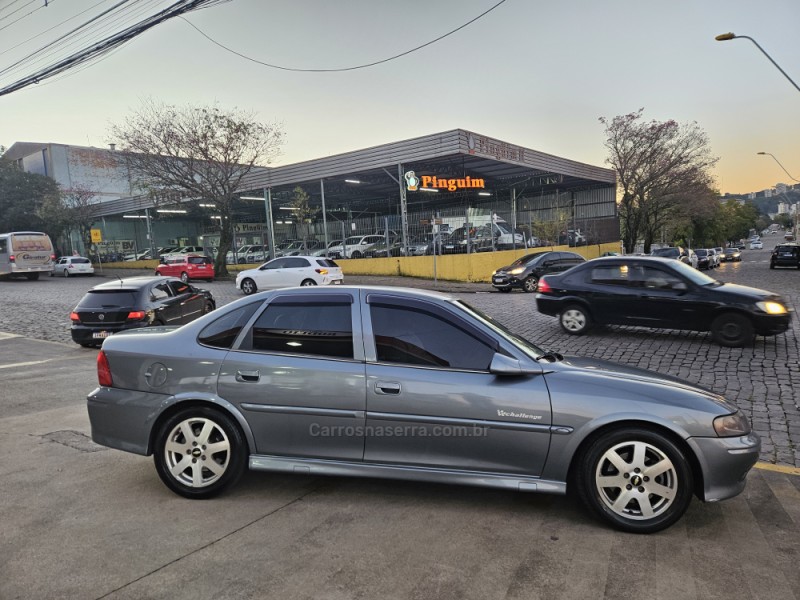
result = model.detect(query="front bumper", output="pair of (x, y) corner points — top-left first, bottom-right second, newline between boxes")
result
(492, 274), (523, 289)
(687, 432), (760, 502)
(751, 312), (792, 336)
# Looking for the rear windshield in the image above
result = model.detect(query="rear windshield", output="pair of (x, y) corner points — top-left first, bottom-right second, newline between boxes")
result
(188, 256), (211, 264)
(652, 248), (679, 257)
(71, 257), (91, 264)
(695, 250), (708, 256)
(77, 290), (139, 308)
(316, 259), (339, 268)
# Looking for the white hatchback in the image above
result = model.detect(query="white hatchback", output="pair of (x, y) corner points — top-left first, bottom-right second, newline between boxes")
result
(52, 256), (94, 277)
(750, 240), (763, 250)
(236, 256), (343, 295)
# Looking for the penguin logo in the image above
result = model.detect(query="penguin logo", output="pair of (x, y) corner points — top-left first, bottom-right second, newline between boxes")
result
(405, 171), (420, 191)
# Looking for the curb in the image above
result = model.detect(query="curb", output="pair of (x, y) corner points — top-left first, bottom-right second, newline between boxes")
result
(755, 462), (800, 476)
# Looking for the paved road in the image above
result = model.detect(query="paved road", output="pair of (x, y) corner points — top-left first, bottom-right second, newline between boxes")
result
(0, 334), (799, 600)
(2, 238), (798, 467)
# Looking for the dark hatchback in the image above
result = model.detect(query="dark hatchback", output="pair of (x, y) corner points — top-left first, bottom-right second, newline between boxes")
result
(535, 256), (792, 347)
(70, 276), (215, 347)
(770, 243), (800, 269)
(492, 251), (585, 293)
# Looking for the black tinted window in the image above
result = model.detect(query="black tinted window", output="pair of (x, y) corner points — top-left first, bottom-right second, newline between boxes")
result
(71, 257), (91, 264)
(188, 256), (211, 264)
(198, 303), (260, 349)
(370, 305), (494, 371)
(152, 283), (171, 300)
(78, 290), (139, 308)
(591, 265), (633, 286)
(316, 259), (338, 268)
(284, 257), (310, 268)
(245, 302), (353, 359)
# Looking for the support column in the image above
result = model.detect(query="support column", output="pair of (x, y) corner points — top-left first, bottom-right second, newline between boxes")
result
(264, 187), (276, 260)
(320, 179), (329, 252)
(398, 164), (409, 256)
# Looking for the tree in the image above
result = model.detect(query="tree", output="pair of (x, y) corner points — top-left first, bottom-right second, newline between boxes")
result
(0, 157), (59, 233)
(109, 99), (283, 276)
(600, 109), (718, 253)
(289, 186), (318, 252)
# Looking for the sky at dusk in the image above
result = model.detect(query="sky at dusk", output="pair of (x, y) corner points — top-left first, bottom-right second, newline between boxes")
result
(0, 0), (797, 195)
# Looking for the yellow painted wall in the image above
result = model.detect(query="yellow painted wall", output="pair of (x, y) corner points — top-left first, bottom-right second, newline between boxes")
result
(100, 242), (622, 283)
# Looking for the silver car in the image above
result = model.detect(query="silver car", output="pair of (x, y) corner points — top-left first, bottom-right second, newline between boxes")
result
(87, 287), (759, 533)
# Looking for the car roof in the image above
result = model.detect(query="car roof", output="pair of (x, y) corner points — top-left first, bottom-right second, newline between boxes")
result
(90, 276), (175, 290)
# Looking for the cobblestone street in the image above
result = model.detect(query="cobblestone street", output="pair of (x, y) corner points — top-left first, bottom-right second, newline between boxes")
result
(1, 240), (798, 467)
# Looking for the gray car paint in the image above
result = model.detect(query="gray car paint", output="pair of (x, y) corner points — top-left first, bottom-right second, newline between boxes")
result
(87, 285), (759, 503)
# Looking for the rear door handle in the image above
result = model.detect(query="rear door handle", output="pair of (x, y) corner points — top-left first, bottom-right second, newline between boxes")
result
(236, 370), (260, 382)
(375, 381), (401, 395)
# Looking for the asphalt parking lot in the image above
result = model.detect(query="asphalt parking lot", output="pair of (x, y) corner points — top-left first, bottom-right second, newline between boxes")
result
(1, 239), (799, 599)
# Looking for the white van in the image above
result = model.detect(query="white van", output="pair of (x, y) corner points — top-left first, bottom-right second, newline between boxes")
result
(0, 231), (56, 280)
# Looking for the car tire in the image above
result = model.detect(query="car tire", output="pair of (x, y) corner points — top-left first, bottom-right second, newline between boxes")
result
(180, 272), (189, 283)
(240, 278), (257, 295)
(351, 251), (363, 259)
(300, 279), (317, 286)
(496, 287), (511, 293)
(203, 300), (214, 314)
(559, 304), (591, 335)
(522, 276), (538, 293)
(575, 427), (693, 534)
(49, 270), (54, 277)
(25, 273), (39, 281)
(63, 269), (69, 277)
(711, 312), (754, 347)
(770, 263), (775, 269)
(153, 406), (246, 499)
(155, 271), (162, 276)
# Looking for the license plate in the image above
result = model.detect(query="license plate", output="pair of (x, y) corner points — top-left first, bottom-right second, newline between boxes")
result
(494, 277), (506, 283)
(332, 280), (342, 285)
(92, 331), (111, 339)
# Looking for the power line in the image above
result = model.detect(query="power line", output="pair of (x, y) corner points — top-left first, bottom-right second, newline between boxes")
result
(0, 0), (56, 34)
(0, 0), (37, 21)
(180, 0), (510, 73)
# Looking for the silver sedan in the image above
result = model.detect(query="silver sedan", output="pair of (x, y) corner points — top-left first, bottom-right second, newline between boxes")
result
(87, 286), (760, 533)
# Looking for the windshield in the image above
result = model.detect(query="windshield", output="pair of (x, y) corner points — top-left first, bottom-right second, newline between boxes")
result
(695, 249), (708, 256)
(493, 221), (513, 234)
(454, 300), (544, 360)
(668, 259), (719, 285)
(345, 237), (362, 245)
(509, 252), (544, 267)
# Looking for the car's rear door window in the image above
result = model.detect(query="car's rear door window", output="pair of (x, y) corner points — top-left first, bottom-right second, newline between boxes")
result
(198, 302), (260, 349)
(241, 297), (354, 359)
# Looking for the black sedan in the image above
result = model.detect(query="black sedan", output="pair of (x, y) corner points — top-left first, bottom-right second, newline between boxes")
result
(492, 251), (585, 293)
(535, 256), (792, 347)
(70, 276), (215, 347)
(723, 248), (742, 262)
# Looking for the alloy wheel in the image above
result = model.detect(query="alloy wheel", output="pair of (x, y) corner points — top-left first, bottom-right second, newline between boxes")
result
(163, 417), (231, 489)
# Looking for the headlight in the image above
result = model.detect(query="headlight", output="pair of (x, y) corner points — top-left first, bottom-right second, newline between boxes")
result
(713, 411), (750, 437)
(509, 267), (525, 275)
(756, 301), (787, 315)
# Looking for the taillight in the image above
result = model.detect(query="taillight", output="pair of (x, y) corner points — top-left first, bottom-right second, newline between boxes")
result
(536, 278), (552, 293)
(97, 351), (113, 387)
(50, 254), (56, 261)
(70, 311), (80, 322)
(8, 255), (14, 263)
(126, 310), (146, 320)
(315, 268), (329, 275)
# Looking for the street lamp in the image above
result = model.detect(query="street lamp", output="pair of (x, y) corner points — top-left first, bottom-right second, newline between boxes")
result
(715, 32), (800, 93)
(756, 152), (800, 183)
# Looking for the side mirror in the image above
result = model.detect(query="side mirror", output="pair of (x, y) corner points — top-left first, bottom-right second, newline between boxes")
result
(489, 353), (537, 376)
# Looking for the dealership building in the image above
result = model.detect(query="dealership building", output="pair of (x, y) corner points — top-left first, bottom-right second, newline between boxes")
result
(5, 129), (618, 261)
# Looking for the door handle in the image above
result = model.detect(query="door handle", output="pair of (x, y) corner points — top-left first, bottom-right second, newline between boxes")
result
(236, 370), (260, 382)
(375, 381), (401, 395)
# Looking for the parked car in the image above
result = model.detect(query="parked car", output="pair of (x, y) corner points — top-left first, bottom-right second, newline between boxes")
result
(785, 232), (796, 241)
(535, 256), (792, 347)
(339, 235), (385, 259)
(235, 256), (343, 295)
(155, 253), (214, 282)
(770, 243), (800, 269)
(87, 285), (761, 533)
(70, 276), (215, 347)
(723, 248), (742, 262)
(750, 240), (763, 250)
(694, 249), (713, 270)
(312, 240), (344, 259)
(364, 238), (403, 258)
(279, 240), (324, 257)
(177, 246), (205, 254)
(707, 248), (721, 268)
(713, 247), (725, 262)
(51, 256), (94, 277)
(491, 251), (586, 293)
(243, 245), (269, 263)
(650, 246), (698, 268)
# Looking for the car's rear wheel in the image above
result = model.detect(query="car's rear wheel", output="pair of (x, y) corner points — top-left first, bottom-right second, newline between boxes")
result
(351, 251), (363, 259)
(240, 278), (257, 295)
(559, 304), (591, 335)
(770, 263), (775, 269)
(26, 272), (39, 281)
(63, 269), (70, 277)
(522, 276), (538, 293)
(711, 312), (754, 347)
(576, 428), (693, 533)
(180, 272), (189, 283)
(153, 407), (246, 499)
(300, 279), (317, 286)
(155, 271), (162, 276)
(203, 300), (214, 314)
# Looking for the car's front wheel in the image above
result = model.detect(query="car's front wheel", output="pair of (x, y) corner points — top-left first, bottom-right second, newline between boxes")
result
(153, 407), (246, 499)
(240, 278), (257, 295)
(576, 428), (693, 533)
(711, 312), (754, 347)
(180, 272), (189, 283)
(351, 251), (363, 259)
(62, 269), (70, 277)
(559, 304), (591, 335)
(522, 276), (538, 293)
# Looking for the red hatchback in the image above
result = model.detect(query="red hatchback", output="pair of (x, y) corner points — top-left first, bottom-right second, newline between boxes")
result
(155, 254), (214, 282)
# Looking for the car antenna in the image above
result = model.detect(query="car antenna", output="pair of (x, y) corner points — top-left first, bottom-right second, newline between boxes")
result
(116, 275), (123, 286)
